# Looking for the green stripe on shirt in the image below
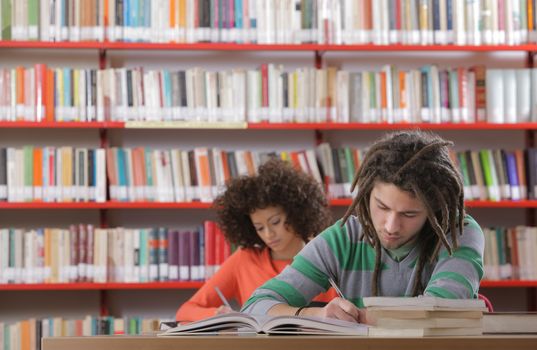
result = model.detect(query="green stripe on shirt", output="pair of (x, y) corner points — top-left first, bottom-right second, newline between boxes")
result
(346, 241), (388, 271)
(349, 297), (365, 308)
(292, 255), (330, 289)
(321, 222), (385, 271)
(320, 221), (351, 267)
(439, 246), (484, 279)
(425, 286), (458, 299)
(428, 271), (475, 297)
(260, 278), (307, 307)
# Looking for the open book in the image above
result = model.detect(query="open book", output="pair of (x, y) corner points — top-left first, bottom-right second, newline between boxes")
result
(158, 312), (368, 336)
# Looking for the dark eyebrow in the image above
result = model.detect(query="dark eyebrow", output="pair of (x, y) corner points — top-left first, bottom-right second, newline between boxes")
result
(268, 213), (283, 220)
(252, 212), (284, 226)
(374, 196), (422, 215)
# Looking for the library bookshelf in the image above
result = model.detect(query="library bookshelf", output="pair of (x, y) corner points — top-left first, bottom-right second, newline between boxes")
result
(1, 40), (537, 325)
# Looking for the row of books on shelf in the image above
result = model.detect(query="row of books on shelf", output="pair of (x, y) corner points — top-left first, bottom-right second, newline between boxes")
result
(1, 144), (537, 203)
(483, 226), (537, 281)
(318, 144), (537, 202)
(1, 222), (537, 286)
(450, 148), (533, 202)
(1, 316), (161, 350)
(105, 146), (323, 202)
(2, 0), (537, 45)
(0, 221), (232, 285)
(4, 63), (537, 125)
(0, 146), (106, 203)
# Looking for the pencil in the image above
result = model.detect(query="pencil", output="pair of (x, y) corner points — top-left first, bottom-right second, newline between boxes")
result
(214, 286), (233, 309)
(328, 277), (346, 300)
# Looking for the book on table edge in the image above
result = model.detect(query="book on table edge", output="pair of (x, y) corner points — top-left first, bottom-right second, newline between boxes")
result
(483, 312), (537, 334)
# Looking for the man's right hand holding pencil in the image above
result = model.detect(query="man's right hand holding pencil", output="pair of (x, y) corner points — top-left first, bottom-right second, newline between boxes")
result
(297, 297), (366, 323)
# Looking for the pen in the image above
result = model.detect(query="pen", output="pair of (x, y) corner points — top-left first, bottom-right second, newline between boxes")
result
(328, 277), (346, 300)
(214, 286), (233, 309)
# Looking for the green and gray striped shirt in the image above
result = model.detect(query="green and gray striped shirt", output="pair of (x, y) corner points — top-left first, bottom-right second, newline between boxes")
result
(242, 215), (484, 315)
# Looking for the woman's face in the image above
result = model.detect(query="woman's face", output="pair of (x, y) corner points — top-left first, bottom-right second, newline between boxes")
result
(250, 206), (305, 259)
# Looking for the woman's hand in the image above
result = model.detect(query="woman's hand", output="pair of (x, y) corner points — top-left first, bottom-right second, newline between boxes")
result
(215, 305), (234, 315)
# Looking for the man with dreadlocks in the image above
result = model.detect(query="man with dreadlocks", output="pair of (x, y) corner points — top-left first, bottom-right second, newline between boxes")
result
(241, 130), (484, 323)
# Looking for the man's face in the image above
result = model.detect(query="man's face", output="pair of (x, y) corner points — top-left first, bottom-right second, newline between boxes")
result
(369, 181), (428, 250)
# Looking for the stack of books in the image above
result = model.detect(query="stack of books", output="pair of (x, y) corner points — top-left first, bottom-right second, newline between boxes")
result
(363, 296), (487, 337)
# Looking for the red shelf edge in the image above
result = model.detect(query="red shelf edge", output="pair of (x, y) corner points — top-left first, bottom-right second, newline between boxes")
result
(0, 121), (125, 128)
(0, 282), (205, 291)
(1, 280), (535, 291)
(333, 199), (537, 208)
(247, 122), (537, 130)
(0, 200), (535, 209)
(0, 202), (214, 209)
(480, 280), (537, 288)
(2, 41), (537, 51)
(1, 121), (537, 130)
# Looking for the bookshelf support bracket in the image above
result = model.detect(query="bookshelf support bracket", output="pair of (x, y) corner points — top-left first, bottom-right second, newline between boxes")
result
(100, 290), (109, 317)
(528, 287), (537, 312)
(527, 51), (536, 68)
(99, 49), (107, 70)
(314, 51), (324, 69)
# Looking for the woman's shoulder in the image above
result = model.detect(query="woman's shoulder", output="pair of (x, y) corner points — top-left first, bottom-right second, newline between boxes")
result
(232, 246), (270, 263)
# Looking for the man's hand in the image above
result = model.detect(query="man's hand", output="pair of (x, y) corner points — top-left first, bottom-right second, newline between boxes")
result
(301, 297), (365, 323)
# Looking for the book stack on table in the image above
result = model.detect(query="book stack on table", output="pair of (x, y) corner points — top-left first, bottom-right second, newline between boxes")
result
(363, 296), (487, 337)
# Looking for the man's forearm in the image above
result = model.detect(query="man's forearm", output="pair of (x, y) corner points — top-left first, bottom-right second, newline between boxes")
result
(267, 304), (322, 317)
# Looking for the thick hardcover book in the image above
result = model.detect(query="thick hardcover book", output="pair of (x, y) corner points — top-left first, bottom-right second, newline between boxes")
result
(178, 230), (191, 281)
(483, 312), (537, 334)
(363, 296), (487, 310)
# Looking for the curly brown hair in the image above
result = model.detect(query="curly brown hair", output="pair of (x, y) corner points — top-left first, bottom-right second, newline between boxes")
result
(342, 130), (465, 296)
(214, 158), (332, 249)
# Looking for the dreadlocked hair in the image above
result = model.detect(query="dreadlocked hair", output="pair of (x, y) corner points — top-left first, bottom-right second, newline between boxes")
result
(341, 130), (465, 296)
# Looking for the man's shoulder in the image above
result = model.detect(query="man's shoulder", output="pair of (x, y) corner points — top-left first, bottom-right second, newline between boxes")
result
(319, 216), (364, 242)
(463, 214), (481, 232)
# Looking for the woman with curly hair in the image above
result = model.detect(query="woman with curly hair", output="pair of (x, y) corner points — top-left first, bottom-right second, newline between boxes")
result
(175, 158), (335, 322)
(242, 130), (485, 323)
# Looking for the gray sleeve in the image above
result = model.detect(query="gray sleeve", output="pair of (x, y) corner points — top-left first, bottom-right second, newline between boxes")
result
(241, 219), (357, 315)
(424, 215), (485, 298)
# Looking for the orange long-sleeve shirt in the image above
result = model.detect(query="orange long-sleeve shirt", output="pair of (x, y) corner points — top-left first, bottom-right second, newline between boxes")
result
(176, 247), (336, 322)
